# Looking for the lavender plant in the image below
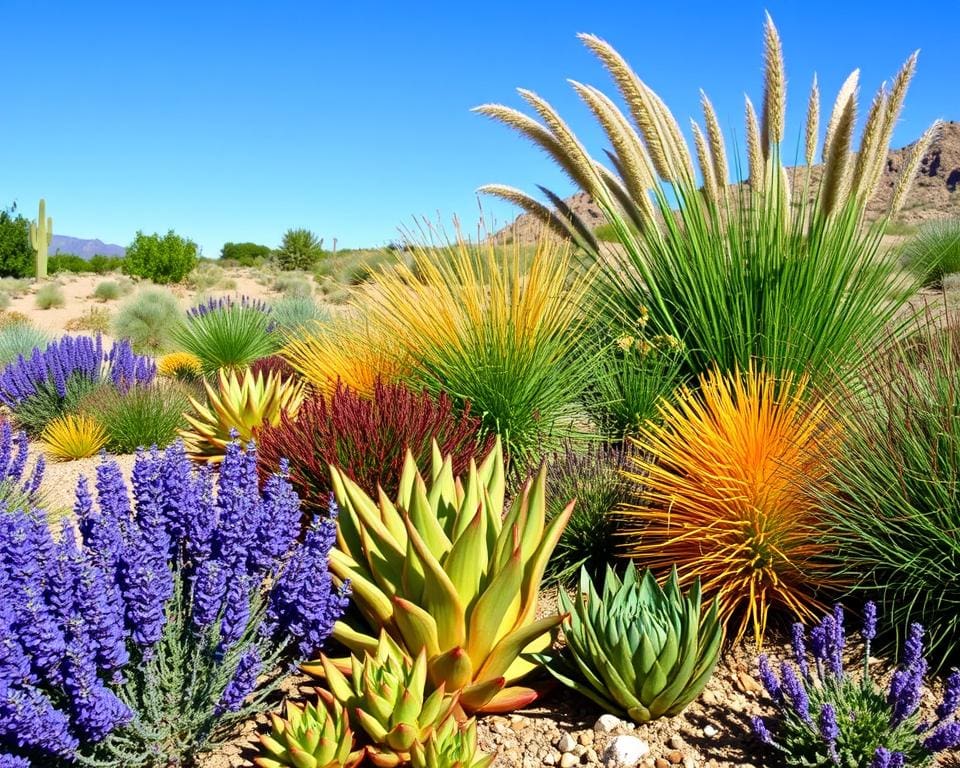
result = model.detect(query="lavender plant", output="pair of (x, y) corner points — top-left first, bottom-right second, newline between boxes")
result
(0, 336), (156, 434)
(0, 436), (349, 767)
(752, 603), (960, 766)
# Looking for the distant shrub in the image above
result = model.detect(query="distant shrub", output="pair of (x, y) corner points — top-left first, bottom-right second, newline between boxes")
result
(884, 220), (919, 237)
(188, 260), (230, 291)
(0, 277), (30, 298)
(0, 292), (9, 311)
(34, 283), (65, 309)
(48, 253), (90, 273)
(271, 295), (328, 334)
(901, 219), (960, 287)
(272, 273), (314, 298)
(545, 443), (632, 584)
(221, 241), (271, 266)
(0, 323), (49, 366)
(64, 307), (112, 334)
(275, 228), (324, 271)
(0, 203), (33, 277)
(88, 253), (125, 274)
(93, 280), (123, 301)
(112, 288), (182, 354)
(174, 295), (277, 374)
(255, 380), (490, 516)
(80, 381), (191, 453)
(0, 310), (30, 330)
(123, 229), (199, 284)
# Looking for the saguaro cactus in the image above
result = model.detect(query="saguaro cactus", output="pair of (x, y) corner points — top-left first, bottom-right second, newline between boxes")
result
(29, 198), (52, 279)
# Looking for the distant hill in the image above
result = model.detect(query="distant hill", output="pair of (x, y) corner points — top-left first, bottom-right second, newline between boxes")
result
(50, 235), (125, 259)
(493, 121), (960, 244)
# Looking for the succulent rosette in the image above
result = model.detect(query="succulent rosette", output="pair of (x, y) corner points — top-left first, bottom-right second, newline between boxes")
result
(255, 692), (363, 768)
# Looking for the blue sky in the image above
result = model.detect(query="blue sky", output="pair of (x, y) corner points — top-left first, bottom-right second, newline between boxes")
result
(2, 1), (955, 256)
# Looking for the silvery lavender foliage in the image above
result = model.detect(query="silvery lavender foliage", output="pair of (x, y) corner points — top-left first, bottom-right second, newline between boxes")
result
(752, 602), (960, 766)
(0, 438), (348, 767)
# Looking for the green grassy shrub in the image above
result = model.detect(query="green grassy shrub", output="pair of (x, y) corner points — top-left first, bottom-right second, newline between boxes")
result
(0, 278), (30, 298)
(270, 295), (328, 334)
(817, 315), (960, 669)
(14, 375), (99, 435)
(0, 323), (49, 365)
(545, 442), (632, 584)
(79, 382), (190, 453)
(123, 229), (198, 284)
(0, 292), (10, 311)
(112, 288), (182, 354)
(48, 253), (90, 273)
(884, 220), (919, 237)
(93, 280), (123, 301)
(64, 307), (112, 334)
(221, 241), (271, 265)
(34, 283), (65, 309)
(188, 260), (232, 291)
(272, 272), (313, 297)
(88, 254), (125, 274)
(172, 296), (277, 374)
(901, 218), (960, 287)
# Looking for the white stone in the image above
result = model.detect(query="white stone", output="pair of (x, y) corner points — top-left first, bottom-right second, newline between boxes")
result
(594, 714), (623, 733)
(668, 736), (684, 750)
(557, 733), (577, 753)
(602, 735), (650, 767)
(543, 754), (557, 766)
(702, 725), (718, 738)
(560, 753), (579, 768)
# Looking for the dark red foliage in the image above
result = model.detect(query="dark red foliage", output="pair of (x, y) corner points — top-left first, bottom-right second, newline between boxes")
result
(255, 379), (492, 516)
(250, 355), (296, 381)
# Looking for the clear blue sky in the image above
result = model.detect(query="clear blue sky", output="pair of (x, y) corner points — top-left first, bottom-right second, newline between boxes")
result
(2, 1), (955, 256)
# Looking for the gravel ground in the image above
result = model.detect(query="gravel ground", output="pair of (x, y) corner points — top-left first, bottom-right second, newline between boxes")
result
(33, 442), (137, 517)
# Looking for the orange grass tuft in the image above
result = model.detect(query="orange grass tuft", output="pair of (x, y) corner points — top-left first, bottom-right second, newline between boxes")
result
(621, 366), (840, 647)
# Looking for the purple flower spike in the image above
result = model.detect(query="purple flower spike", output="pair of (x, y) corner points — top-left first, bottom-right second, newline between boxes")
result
(872, 747), (892, 768)
(217, 646), (261, 713)
(758, 654), (781, 700)
(904, 623), (925, 669)
(0, 754), (31, 767)
(862, 601), (878, 643)
(781, 662), (811, 724)
(924, 720), (960, 751)
(937, 670), (960, 721)
(810, 623), (828, 663)
(751, 716), (772, 744)
(791, 623), (809, 679)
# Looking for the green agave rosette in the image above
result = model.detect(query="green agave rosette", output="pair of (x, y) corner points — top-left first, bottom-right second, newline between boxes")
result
(410, 717), (496, 768)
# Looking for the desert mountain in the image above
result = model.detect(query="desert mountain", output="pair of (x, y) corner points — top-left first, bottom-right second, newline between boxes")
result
(49, 235), (126, 258)
(492, 121), (960, 244)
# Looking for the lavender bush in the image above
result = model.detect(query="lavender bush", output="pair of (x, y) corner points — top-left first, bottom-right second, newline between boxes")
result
(0, 436), (348, 767)
(0, 336), (156, 434)
(752, 603), (960, 766)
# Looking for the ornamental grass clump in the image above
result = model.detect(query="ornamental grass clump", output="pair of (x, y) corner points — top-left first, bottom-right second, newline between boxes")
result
(0, 324), (49, 367)
(0, 438), (349, 767)
(181, 368), (304, 462)
(173, 295), (278, 374)
(0, 336), (156, 435)
(156, 351), (203, 382)
(40, 414), (108, 461)
(475, 15), (937, 385)
(752, 603), (960, 766)
(542, 565), (722, 723)
(79, 382), (191, 454)
(360, 233), (593, 469)
(621, 366), (840, 646)
(255, 379), (491, 517)
(901, 219), (960, 287)
(307, 439), (573, 714)
(815, 315), (960, 669)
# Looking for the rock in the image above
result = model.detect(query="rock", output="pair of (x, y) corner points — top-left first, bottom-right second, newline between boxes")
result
(585, 748), (599, 763)
(668, 736), (684, 750)
(667, 750), (683, 765)
(594, 714), (623, 733)
(510, 715), (529, 731)
(700, 689), (719, 706)
(737, 670), (763, 695)
(544, 754), (558, 766)
(683, 758), (697, 768)
(579, 730), (595, 746)
(702, 725), (718, 738)
(602, 735), (650, 767)
(655, 759), (670, 768)
(557, 733), (577, 753)
(560, 753), (580, 768)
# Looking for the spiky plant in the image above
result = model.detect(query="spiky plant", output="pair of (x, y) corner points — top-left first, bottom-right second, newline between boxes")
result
(40, 413), (108, 460)
(173, 296), (278, 375)
(359, 233), (593, 469)
(621, 366), (840, 646)
(157, 351), (204, 382)
(475, 15), (938, 384)
(180, 368), (304, 462)
(900, 218), (960, 288)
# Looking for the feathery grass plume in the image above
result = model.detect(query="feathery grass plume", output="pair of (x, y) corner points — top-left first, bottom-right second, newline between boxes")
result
(804, 74), (820, 166)
(359, 228), (593, 470)
(760, 11), (786, 156)
(745, 96), (765, 194)
(620, 366), (841, 646)
(891, 121), (942, 217)
(851, 86), (889, 203)
(700, 90), (729, 193)
(477, 17), (931, 383)
(281, 315), (409, 398)
(477, 184), (595, 248)
(877, 51), (919, 161)
(41, 413), (107, 460)
(822, 69), (860, 163)
(692, 121), (719, 205)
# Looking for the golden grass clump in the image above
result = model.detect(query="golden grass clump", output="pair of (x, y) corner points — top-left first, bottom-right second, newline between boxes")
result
(41, 414), (108, 461)
(157, 351), (204, 381)
(280, 316), (408, 398)
(180, 368), (305, 462)
(620, 366), (840, 647)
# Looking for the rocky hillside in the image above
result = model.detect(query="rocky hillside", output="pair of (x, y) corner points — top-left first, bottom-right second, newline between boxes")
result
(493, 121), (960, 244)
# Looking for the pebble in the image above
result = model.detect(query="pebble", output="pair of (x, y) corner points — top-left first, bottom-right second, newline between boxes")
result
(683, 758), (697, 768)
(602, 735), (650, 767)
(560, 753), (579, 768)
(702, 724), (718, 738)
(543, 755), (557, 766)
(579, 731), (594, 746)
(654, 759), (670, 768)
(510, 715), (528, 731)
(668, 736), (684, 750)
(667, 750), (683, 765)
(557, 733), (577, 753)
(594, 714), (623, 733)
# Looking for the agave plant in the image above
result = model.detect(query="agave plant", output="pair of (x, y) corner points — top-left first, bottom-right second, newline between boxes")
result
(255, 692), (363, 768)
(541, 564), (722, 723)
(319, 633), (459, 767)
(180, 368), (304, 461)
(410, 718), (495, 768)
(306, 439), (574, 714)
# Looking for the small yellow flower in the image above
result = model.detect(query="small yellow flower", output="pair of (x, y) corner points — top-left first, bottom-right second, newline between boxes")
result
(615, 335), (635, 352)
(636, 306), (650, 330)
(651, 334), (683, 352)
(634, 338), (653, 356)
